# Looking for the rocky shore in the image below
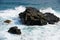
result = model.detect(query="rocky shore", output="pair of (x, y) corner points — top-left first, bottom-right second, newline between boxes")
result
(7, 7), (60, 35)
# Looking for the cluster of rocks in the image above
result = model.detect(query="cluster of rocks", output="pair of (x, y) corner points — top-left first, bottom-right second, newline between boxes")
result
(8, 7), (60, 35)
(19, 7), (60, 25)
(4, 20), (21, 35)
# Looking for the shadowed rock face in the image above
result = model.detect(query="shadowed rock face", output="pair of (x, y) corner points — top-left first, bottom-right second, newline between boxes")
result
(8, 26), (21, 35)
(44, 13), (60, 24)
(19, 7), (47, 25)
(19, 7), (60, 25)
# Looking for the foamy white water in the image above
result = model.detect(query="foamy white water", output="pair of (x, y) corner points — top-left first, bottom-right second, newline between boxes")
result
(40, 7), (60, 17)
(0, 6), (60, 40)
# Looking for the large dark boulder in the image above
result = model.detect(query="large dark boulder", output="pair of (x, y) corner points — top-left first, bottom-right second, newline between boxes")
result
(8, 26), (21, 35)
(44, 13), (60, 24)
(19, 7), (60, 25)
(19, 7), (47, 25)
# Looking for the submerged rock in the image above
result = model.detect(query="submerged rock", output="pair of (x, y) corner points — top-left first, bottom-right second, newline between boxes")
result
(19, 7), (60, 25)
(4, 20), (11, 24)
(19, 7), (47, 25)
(8, 26), (21, 35)
(44, 13), (60, 24)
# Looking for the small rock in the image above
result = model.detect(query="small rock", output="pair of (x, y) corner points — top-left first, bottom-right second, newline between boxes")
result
(8, 26), (21, 35)
(4, 20), (11, 24)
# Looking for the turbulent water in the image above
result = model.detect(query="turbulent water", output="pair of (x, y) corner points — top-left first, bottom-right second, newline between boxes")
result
(0, 6), (60, 40)
(0, 0), (60, 40)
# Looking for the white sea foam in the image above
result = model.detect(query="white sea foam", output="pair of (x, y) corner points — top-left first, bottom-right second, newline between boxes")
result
(0, 6), (60, 40)
(40, 7), (60, 17)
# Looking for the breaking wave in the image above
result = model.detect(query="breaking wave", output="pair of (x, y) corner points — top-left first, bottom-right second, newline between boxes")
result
(0, 6), (60, 40)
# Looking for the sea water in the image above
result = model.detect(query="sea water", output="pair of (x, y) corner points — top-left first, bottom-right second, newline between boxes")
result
(0, 0), (60, 10)
(0, 0), (60, 40)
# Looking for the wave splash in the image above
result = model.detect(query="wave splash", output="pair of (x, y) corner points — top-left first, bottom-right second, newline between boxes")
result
(0, 6), (60, 40)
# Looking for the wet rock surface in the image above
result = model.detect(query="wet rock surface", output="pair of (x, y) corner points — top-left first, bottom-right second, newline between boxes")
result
(44, 13), (60, 24)
(8, 26), (21, 35)
(19, 7), (60, 25)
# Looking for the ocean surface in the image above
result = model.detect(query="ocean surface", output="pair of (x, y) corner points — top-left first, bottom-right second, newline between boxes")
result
(0, 0), (60, 40)
(0, 0), (60, 10)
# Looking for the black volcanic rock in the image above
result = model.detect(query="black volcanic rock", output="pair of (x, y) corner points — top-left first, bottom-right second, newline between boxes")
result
(19, 7), (47, 25)
(44, 13), (60, 24)
(19, 7), (60, 25)
(8, 26), (21, 35)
